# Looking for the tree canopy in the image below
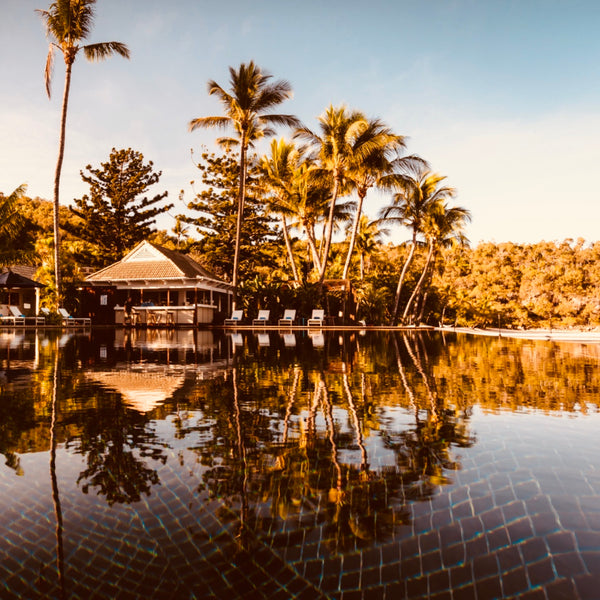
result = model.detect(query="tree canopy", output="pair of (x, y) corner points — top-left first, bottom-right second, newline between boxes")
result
(64, 148), (172, 266)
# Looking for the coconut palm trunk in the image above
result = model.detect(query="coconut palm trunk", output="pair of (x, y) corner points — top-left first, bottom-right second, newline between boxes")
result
(232, 132), (247, 309)
(342, 190), (365, 280)
(280, 214), (300, 284)
(318, 175), (340, 283)
(305, 225), (323, 275)
(392, 233), (417, 324)
(402, 240), (435, 324)
(51, 58), (74, 305)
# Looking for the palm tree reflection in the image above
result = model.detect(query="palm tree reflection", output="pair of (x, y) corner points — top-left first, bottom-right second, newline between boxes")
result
(193, 334), (473, 555)
(49, 338), (66, 599)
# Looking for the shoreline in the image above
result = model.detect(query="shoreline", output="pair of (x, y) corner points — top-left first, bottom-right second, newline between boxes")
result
(438, 325), (600, 343)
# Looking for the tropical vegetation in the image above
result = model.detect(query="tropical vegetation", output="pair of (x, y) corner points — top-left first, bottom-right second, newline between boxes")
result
(8, 20), (599, 328)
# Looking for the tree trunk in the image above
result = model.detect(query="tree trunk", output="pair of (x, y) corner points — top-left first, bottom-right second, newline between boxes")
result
(53, 61), (73, 307)
(392, 231), (417, 325)
(402, 240), (435, 324)
(281, 214), (299, 285)
(360, 252), (365, 281)
(305, 223), (322, 276)
(342, 191), (365, 280)
(318, 174), (340, 283)
(232, 132), (247, 310)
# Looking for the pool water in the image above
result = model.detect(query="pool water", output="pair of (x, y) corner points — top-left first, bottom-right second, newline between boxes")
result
(0, 329), (599, 599)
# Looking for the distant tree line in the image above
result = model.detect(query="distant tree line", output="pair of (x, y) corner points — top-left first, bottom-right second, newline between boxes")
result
(3, 180), (600, 328)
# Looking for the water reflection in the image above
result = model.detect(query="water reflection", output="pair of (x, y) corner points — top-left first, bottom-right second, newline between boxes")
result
(0, 329), (598, 598)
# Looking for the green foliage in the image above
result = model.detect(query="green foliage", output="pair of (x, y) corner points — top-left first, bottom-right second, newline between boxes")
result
(432, 239), (600, 329)
(65, 148), (173, 267)
(180, 149), (284, 283)
(0, 186), (37, 266)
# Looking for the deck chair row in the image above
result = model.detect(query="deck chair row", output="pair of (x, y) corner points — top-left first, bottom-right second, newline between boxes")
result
(224, 309), (325, 326)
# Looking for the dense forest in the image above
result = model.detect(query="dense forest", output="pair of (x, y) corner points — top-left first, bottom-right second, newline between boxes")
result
(2, 176), (600, 329)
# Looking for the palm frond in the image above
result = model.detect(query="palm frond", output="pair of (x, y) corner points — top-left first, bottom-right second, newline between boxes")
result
(260, 113), (303, 129)
(216, 136), (241, 150)
(44, 44), (55, 98)
(83, 41), (130, 61)
(188, 115), (231, 132)
(207, 80), (234, 108)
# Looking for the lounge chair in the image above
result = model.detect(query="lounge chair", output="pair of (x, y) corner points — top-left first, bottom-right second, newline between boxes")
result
(252, 310), (270, 326)
(0, 309), (25, 326)
(307, 309), (325, 326)
(224, 310), (244, 326)
(58, 308), (91, 327)
(10, 306), (44, 326)
(278, 309), (296, 326)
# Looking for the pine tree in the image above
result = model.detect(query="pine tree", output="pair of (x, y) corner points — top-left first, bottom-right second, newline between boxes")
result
(66, 148), (172, 266)
(180, 149), (283, 283)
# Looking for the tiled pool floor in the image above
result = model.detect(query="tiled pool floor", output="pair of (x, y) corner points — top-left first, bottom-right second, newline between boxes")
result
(1, 409), (599, 599)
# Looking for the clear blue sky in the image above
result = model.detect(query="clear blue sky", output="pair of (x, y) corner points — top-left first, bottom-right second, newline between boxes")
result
(2, 0), (599, 244)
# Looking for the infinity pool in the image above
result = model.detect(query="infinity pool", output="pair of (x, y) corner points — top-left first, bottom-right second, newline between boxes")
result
(0, 329), (599, 599)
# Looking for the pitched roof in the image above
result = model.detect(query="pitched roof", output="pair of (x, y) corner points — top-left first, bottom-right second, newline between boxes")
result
(1, 265), (40, 281)
(85, 241), (230, 287)
(0, 269), (44, 288)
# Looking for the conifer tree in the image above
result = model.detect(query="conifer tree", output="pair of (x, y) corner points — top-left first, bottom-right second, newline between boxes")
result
(66, 148), (172, 266)
(180, 149), (283, 282)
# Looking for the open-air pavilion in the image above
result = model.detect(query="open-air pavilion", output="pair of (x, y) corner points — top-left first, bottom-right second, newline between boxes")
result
(0, 268), (44, 324)
(82, 241), (233, 326)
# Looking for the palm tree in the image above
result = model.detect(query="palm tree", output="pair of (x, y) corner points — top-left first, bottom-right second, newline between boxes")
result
(172, 217), (189, 250)
(189, 61), (301, 307)
(351, 215), (384, 281)
(295, 105), (369, 283)
(37, 0), (130, 306)
(0, 185), (33, 267)
(258, 138), (304, 285)
(378, 168), (455, 324)
(285, 160), (332, 278)
(402, 200), (471, 324)
(340, 120), (410, 280)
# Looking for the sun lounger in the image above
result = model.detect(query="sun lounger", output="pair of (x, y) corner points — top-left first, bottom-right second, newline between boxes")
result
(0, 309), (25, 326)
(252, 310), (270, 326)
(58, 308), (91, 327)
(307, 309), (325, 326)
(10, 306), (44, 326)
(278, 309), (296, 326)
(224, 310), (244, 326)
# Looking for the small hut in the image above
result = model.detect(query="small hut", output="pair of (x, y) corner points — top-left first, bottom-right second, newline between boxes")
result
(82, 241), (233, 326)
(0, 268), (44, 319)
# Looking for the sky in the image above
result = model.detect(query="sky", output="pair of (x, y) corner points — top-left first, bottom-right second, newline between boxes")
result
(1, 0), (600, 246)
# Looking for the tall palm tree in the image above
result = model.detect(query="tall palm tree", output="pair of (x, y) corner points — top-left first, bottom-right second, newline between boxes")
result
(37, 0), (130, 306)
(285, 160), (332, 278)
(340, 119), (410, 280)
(189, 61), (301, 307)
(402, 201), (471, 324)
(379, 168), (455, 324)
(295, 105), (369, 283)
(258, 138), (304, 285)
